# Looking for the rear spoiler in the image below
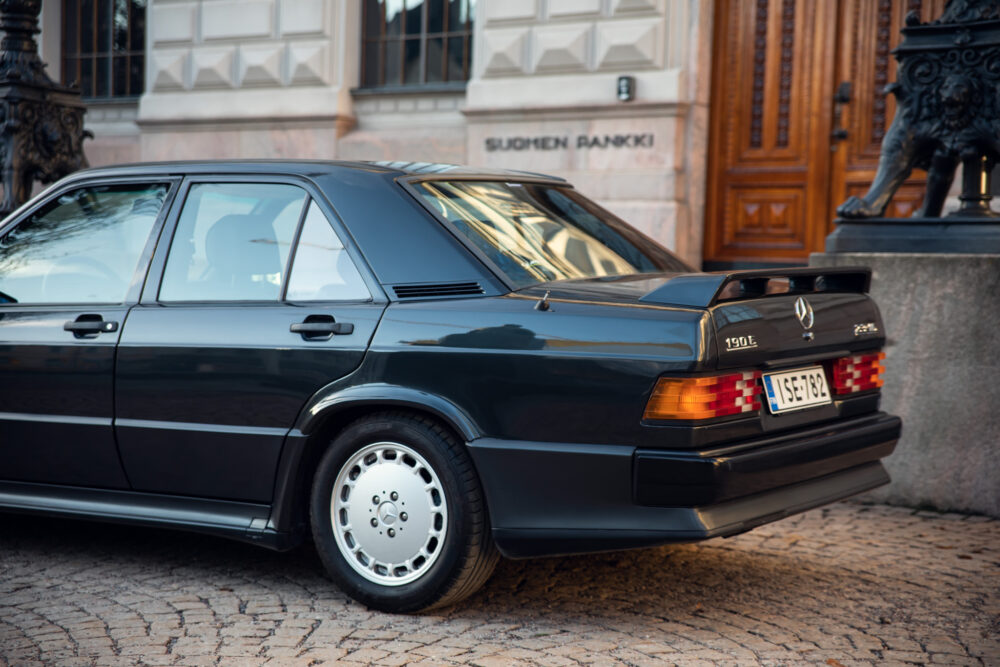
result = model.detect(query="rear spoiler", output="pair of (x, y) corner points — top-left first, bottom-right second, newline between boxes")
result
(639, 267), (871, 309)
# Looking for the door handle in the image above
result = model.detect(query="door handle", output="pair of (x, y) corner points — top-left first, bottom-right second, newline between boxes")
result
(290, 315), (354, 340)
(64, 315), (119, 339)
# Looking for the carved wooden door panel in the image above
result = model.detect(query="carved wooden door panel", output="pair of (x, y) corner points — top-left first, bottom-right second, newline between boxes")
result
(704, 0), (838, 267)
(704, 0), (945, 267)
(830, 0), (946, 220)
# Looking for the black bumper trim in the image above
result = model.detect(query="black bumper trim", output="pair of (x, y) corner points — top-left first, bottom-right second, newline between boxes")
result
(493, 462), (889, 558)
(634, 412), (901, 506)
(466, 412), (899, 559)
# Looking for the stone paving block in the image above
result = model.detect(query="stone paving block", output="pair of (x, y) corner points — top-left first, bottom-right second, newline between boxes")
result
(411, 643), (471, 659)
(1, 502), (998, 666)
(469, 657), (530, 667)
(341, 647), (392, 663)
(170, 656), (217, 666)
(295, 646), (350, 661)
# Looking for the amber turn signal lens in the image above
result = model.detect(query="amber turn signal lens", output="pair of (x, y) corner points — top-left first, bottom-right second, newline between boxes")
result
(643, 372), (762, 421)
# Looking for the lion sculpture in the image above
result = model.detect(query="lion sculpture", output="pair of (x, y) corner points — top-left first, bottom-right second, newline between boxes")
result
(837, 0), (1000, 219)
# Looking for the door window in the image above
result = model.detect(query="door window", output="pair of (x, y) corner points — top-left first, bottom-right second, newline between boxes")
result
(0, 183), (168, 305)
(159, 183), (306, 302)
(286, 201), (370, 301)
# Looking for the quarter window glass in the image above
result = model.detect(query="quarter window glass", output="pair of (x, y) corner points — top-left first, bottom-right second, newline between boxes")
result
(286, 201), (370, 301)
(0, 183), (168, 304)
(160, 183), (305, 302)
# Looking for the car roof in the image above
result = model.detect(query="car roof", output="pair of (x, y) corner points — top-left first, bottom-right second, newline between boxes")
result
(67, 159), (566, 182)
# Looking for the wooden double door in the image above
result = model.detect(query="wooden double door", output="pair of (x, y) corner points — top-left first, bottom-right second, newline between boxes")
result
(704, 0), (947, 267)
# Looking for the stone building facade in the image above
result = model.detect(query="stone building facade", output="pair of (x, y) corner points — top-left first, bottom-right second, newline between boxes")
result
(38, 0), (712, 265)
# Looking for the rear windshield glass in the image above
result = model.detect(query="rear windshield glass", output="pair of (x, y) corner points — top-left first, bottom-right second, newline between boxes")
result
(414, 180), (690, 288)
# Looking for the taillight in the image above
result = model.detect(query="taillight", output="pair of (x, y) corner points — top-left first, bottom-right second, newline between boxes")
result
(831, 352), (885, 394)
(644, 371), (762, 421)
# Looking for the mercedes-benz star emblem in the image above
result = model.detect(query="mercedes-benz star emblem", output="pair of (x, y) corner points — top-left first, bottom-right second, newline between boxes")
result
(794, 296), (814, 330)
(378, 502), (398, 525)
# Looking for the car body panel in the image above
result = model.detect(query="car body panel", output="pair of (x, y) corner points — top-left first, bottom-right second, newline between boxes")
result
(0, 305), (131, 488)
(0, 176), (180, 490)
(110, 172), (389, 503)
(357, 295), (710, 445)
(115, 302), (384, 502)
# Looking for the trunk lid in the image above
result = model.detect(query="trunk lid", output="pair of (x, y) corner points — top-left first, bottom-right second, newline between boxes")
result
(710, 290), (884, 370)
(518, 267), (886, 368)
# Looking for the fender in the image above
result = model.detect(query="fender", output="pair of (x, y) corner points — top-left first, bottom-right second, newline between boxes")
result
(266, 383), (482, 542)
(294, 382), (481, 442)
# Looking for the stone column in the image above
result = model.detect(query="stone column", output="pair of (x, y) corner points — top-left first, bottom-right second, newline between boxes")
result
(809, 252), (1000, 518)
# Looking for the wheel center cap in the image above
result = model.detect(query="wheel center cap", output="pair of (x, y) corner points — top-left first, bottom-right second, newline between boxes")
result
(378, 501), (398, 525)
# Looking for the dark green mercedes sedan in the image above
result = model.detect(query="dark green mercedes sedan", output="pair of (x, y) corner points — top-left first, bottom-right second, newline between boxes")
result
(0, 160), (899, 612)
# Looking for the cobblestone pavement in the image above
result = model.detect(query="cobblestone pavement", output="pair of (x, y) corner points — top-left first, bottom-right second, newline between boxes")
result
(0, 501), (997, 666)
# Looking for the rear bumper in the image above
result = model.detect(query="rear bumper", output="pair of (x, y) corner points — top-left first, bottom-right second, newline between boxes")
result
(466, 412), (900, 558)
(634, 412), (900, 506)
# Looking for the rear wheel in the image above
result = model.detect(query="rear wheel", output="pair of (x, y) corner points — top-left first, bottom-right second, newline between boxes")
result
(310, 412), (498, 612)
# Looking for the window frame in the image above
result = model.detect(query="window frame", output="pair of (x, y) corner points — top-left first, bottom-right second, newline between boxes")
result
(60, 0), (147, 102)
(0, 176), (180, 308)
(142, 175), (386, 307)
(359, 0), (476, 91)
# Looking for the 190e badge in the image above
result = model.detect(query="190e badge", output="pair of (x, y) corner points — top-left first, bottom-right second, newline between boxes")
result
(725, 334), (758, 351)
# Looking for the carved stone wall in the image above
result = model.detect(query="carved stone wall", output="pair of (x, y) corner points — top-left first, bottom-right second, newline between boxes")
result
(37, 0), (714, 263)
(464, 0), (712, 264)
(148, 0), (334, 94)
(469, 0), (685, 107)
(135, 0), (354, 162)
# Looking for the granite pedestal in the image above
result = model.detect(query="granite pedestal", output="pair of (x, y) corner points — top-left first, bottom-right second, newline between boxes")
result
(810, 252), (1000, 517)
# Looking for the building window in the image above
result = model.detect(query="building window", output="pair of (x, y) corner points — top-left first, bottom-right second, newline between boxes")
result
(361, 0), (475, 88)
(61, 0), (146, 100)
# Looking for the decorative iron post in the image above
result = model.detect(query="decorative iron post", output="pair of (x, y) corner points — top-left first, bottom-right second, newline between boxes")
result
(827, 0), (1000, 252)
(0, 0), (90, 217)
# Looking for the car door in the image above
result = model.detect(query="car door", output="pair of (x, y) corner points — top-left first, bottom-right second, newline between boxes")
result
(0, 179), (176, 488)
(115, 177), (386, 503)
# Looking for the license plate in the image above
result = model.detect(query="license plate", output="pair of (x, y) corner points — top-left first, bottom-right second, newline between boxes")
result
(762, 366), (831, 414)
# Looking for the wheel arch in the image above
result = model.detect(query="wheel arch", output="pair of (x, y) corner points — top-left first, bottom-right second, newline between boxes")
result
(268, 385), (483, 541)
(295, 383), (481, 442)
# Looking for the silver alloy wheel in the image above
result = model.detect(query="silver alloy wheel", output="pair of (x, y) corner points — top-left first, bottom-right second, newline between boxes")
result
(331, 441), (449, 586)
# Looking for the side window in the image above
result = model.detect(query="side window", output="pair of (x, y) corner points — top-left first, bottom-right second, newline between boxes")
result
(0, 183), (168, 305)
(159, 183), (305, 302)
(286, 201), (371, 301)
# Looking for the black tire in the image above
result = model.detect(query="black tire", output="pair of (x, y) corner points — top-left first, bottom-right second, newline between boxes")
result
(310, 411), (499, 613)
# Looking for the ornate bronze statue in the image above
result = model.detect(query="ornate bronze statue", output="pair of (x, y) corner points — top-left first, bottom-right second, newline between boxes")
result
(837, 0), (1000, 220)
(0, 0), (91, 216)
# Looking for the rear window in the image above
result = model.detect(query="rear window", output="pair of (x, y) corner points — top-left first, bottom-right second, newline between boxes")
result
(414, 180), (689, 288)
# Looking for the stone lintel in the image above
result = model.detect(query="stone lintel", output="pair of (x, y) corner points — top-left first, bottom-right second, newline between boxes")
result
(462, 100), (688, 123)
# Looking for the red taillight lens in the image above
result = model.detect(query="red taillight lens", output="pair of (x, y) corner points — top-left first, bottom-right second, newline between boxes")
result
(644, 371), (762, 421)
(831, 352), (885, 394)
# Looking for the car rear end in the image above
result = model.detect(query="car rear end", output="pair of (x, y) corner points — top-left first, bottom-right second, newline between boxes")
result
(471, 267), (900, 559)
(394, 174), (900, 559)
(633, 267), (899, 523)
